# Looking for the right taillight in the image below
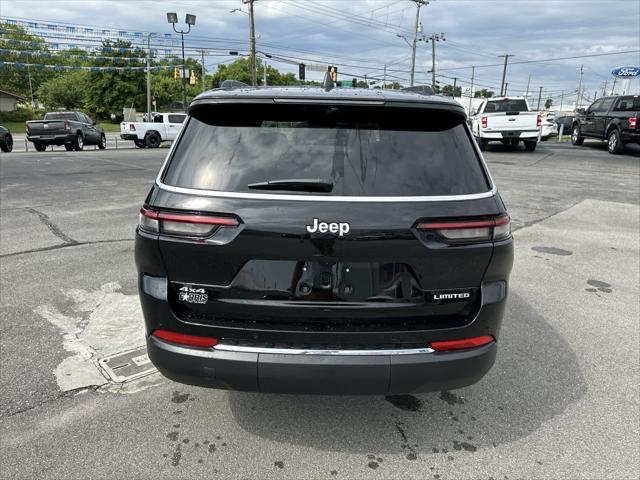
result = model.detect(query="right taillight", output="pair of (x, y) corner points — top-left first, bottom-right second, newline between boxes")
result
(138, 207), (239, 237)
(536, 114), (542, 127)
(481, 116), (488, 128)
(417, 214), (511, 241)
(129, 123), (136, 131)
(629, 117), (637, 129)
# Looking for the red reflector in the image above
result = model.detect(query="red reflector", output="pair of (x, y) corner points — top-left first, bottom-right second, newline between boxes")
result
(536, 114), (541, 127)
(152, 329), (218, 348)
(431, 335), (494, 352)
(629, 117), (637, 129)
(481, 116), (487, 128)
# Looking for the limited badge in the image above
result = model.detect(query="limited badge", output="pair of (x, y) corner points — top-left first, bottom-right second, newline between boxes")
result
(178, 286), (208, 304)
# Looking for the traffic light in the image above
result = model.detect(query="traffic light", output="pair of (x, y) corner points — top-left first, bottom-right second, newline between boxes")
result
(173, 67), (180, 80)
(189, 69), (196, 85)
(298, 63), (305, 81)
(352, 78), (357, 88)
(328, 65), (338, 82)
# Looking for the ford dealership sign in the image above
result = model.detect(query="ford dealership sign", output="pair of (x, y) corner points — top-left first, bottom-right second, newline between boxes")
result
(611, 66), (640, 77)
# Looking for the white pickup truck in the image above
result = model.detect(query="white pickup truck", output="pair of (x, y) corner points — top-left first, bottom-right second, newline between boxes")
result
(470, 97), (541, 151)
(120, 112), (187, 148)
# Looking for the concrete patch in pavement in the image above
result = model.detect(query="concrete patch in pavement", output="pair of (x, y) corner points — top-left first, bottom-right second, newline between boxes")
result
(34, 281), (159, 392)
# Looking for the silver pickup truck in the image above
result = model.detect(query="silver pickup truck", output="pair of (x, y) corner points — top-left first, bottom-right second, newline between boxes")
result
(470, 97), (541, 151)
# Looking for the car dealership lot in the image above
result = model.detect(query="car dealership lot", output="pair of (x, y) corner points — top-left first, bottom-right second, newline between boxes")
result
(1, 143), (638, 479)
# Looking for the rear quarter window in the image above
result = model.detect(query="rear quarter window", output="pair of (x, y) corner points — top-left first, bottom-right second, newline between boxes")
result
(162, 104), (491, 197)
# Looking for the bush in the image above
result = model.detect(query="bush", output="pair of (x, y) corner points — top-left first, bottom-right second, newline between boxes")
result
(0, 107), (46, 122)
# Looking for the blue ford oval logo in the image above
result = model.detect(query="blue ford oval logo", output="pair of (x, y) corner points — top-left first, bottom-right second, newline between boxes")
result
(611, 66), (640, 77)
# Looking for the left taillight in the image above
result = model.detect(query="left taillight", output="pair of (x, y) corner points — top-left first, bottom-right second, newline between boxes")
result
(536, 114), (541, 127)
(417, 214), (511, 241)
(138, 207), (239, 237)
(629, 117), (637, 129)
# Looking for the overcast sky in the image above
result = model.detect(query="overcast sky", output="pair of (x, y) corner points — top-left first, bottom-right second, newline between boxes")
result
(1, 0), (639, 106)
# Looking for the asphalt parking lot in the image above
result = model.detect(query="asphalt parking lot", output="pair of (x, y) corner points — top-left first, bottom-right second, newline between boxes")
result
(1, 141), (638, 479)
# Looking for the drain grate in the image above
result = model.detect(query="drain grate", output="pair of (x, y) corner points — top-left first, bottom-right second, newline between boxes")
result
(98, 346), (157, 383)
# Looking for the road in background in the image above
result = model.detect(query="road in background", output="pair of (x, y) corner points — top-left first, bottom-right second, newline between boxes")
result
(1, 143), (638, 479)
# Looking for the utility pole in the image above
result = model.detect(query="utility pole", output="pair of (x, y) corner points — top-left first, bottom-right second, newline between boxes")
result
(263, 58), (267, 86)
(27, 63), (35, 108)
(468, 65), (475, 115)
(409, 0), (427, 87)
(426, 32), (444, 90)
(383, 64), (387, 89)
(146, 34), (152, 121)
(498, 54), (512, 96)
(452, 77), (457, 97)
(200, 50), (206, 93)
(575, 64), (584, 112)
(559, 90), (564, 112)
(244, 0), (257, 86)
(504, 82), (508, 96)
(536, 86), (543, 110)
(524, 73), (531, 98)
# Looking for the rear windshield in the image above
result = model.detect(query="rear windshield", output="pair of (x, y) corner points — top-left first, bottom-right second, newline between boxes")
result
(162, 104), (490, 197)
(615, 96), (640, 112)
(483, 99), (529, 113)
(44, 113), (77, 121)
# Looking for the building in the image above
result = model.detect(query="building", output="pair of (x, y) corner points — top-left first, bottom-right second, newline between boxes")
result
(0, 89), (27, 112)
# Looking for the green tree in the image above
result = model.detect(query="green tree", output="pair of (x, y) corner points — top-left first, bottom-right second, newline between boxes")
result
(441, 84), (462, 96)
(36, 71), (88, 109)
(212, 58), (300, 86)
(544, 98), (553, 109)
(474, 89), (495, 98)
(0, 22), (56, 100)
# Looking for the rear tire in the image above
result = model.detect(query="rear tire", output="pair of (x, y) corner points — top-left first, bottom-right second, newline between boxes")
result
(98, 133), (107, 150)
(571, 125), (584, 145)
(607, 129), (624, 154)
(64, 143), (74, 151)
(145, 132), (161, 148)
(73, 132), (84, 151)
(134, 140), (147, 148)
(0, 134), (12, 152)
(477, 137), (488, 151)
(34, 141), (47, 152)
(524, 140), (537, 151)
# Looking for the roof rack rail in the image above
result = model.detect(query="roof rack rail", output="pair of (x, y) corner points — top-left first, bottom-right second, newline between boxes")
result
(220, 80), (250, 90)
(402, 85), (435, 96)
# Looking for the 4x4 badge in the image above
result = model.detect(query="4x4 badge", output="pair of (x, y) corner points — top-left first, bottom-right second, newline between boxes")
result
(306, 218), (350, 237)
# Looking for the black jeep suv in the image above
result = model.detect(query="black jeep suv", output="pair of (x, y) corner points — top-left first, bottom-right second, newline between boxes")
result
(135, 87), (514, 395)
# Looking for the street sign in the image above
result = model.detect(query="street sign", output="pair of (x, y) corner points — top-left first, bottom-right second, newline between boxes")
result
(611, 66), (640, 78)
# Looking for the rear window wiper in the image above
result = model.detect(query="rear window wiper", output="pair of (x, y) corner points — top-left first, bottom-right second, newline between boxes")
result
(247, 178), (333, 193)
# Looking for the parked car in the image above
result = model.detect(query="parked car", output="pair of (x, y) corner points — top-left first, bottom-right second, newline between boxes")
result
(26, 111), (106, 151)
(540, 118), (558, 141)
(555, 115), (574, 135)
(470, 97), (541, 151)
(0, 122), (13, 152)
(135, 86), (514, 395)
(572, 95), (640, 154)
(120, 112), (186, 148)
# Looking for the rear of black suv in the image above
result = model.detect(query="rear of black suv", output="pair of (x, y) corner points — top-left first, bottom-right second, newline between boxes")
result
(135, 88), (513, 395)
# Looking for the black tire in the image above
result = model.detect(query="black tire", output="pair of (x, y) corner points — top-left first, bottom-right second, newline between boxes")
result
(145, 132), (161, 148)
(64, 143), (74, 151)
(477, 137), (488, 151)
(134, 140), (147, 148)
(98, 133), (107, 150)
(34, 141), (47, 152)
(571, 125), (584, 145)
(0, 134), (13, 153)
(73, 132), (84, 151)
(524, 140), (537, 151)
(607, 129), (624, 154)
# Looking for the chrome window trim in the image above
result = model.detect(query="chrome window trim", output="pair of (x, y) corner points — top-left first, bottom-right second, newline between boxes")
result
(214, 344), (434, 355)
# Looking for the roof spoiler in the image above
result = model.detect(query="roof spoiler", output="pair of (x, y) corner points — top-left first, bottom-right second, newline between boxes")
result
(402, 85), (435, 96)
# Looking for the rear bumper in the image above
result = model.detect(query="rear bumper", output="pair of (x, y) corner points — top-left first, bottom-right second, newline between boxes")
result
(27, 133), (74, 143)
(148, 335), (497, 395)
(620, 131), (640, 144)
(480, 130), (539, 140)
(120, 133), (139, 140)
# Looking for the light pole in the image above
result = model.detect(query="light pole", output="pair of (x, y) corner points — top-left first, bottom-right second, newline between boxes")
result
(167, 12), (196, 110)
(424, 33), (445, 91)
